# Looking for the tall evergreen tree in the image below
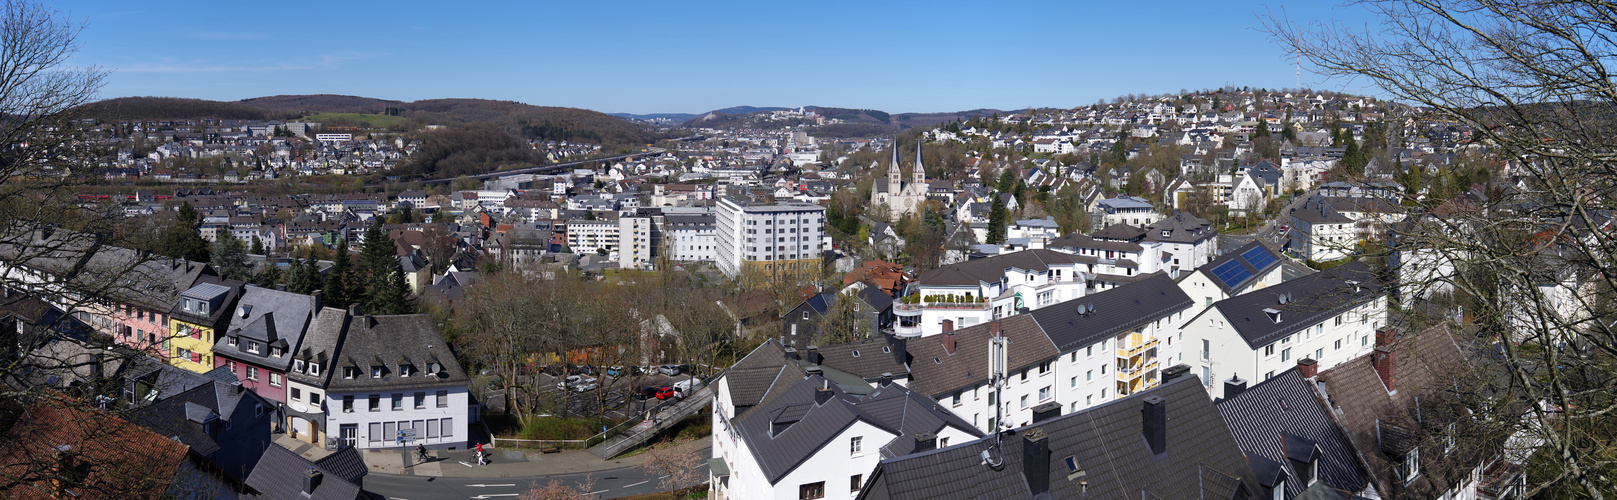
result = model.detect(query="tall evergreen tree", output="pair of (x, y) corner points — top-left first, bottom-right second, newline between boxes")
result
(287, 255), (315, 294)
(158, 202), (210, 262)
(987, 195), (1008, 245)
(210, 232), (252, 281)
(251, 263), (281, 288)
(1255, 119), (1270, 138)
(250, 236), (265, 255)
(357, 220), (400, 313)
(325, 238), (354, 309)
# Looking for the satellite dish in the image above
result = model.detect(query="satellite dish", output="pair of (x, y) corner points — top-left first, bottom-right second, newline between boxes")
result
(1278, 293), (1289, 305)
(1076, 304), (1087, 315)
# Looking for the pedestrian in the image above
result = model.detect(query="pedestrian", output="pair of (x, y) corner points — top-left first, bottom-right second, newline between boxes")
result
(477, 450), (488, 466)
(416, 444), (428, 463)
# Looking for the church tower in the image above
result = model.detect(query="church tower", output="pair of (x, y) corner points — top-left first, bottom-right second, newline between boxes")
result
(887, 140), (902, 187)
(912, 142), (926, 185)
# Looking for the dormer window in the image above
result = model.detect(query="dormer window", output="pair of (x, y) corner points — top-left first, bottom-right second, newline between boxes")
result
(294, 360), (305, 372)
(271, 348), (282, 357)
(227, 336), (237, 346)
(1398, 449), (1421, 484)
(309, 363), (320, 376)
(371, 366), (383, 378)
(343, 366), (359, 379)
(246, 341), (260, 354)
(399, 364), (413, 377)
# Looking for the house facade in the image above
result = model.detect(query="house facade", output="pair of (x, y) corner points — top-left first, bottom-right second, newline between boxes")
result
(318, 313), (471, 451)
(213, 286), (319, 403)
(167, 278), (243, 373)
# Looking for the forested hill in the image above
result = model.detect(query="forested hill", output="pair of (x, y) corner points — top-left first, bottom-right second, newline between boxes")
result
(79, 95), (657, 146)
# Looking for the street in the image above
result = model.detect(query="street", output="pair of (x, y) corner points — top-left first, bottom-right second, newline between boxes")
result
(363, 447), (711, 500)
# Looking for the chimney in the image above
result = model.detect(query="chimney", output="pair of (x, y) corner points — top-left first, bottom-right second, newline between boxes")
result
(1141, 396), (1167, 455)
(309, 290), (323, 315)
(912, 432), (936, 453)
(348, 304), (360, 317)
(1031, 401), (1062, 423)
(1297, 358), (1318, 378)
(301, 467), (323, 495)
(804, 365), (822, 378)
(1224, 375), (1248, 399)
(1375, 327), (1397, 347)
(990, 319), (1002, 337)
(783, 347), (799, 360)
(1161, 364), (1189, 384)
(805, 345), (822, 365)
(942, 331), (956, 355)
(1373, 346), (1397, 392)
(940, 319), (954, 334)
(814, 380), (834, 406)
(879, 372), (893, 387)
(1021, 428), (1052, 498)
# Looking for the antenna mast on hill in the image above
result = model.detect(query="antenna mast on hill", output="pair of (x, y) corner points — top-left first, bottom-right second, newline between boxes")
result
(1295, 34), (1304, 90)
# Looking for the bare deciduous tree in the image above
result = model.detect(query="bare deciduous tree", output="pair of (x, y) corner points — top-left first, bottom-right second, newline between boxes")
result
(1268, 2), (1617, 497)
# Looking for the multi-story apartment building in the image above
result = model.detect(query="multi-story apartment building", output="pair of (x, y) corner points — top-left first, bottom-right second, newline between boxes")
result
(665, 212), (716, 262)
(167, 277), (243, 373)
(617, 213), (662, 270)
(1096, 196), (1163, 227)
(1182, 261), (1387, 399)
(565, 219), (618, 255)
(714, 197), (825, 281)
(1176, 239), (1285, 319)
(1289, 195), (1359, 262)
(895, 249), (1091, 338)
(213, 286), (320, 403)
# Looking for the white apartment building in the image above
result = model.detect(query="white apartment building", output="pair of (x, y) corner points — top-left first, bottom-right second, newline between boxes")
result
(1289, 195), (1359, 262)
(566, 219), (619, 256)
(714, 197), (825, 281)
(1176, 239), (1285, 319)
(1183, 261), (1388, 400)
(665, 213), (717, 262)
(896, 249), (1091, 338)
(904, 273), (1195, 434)
(617, 214), (661, 270)
(1096, 196), (1163, 227)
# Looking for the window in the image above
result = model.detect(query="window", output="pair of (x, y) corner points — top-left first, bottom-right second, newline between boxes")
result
(343, 395), (354, 412)
(1020, 395), (1029, 409)
(1335, 316), (1344, 326)
(1281, 348), (1291, 362)
(1100, 365), (1107, 375)
(269, 373), (282, 387)
(1301, 456), (1319, 485)
(1070, 376), (1077, 388)
(344, 366), (359, 379)
(1086, 395), (1093, 405)
(392, 394), (403, 411)
(372, 366), (383, 378)
(1020, 370), (1028, 382)
(850, 474), (863, 493)
(1203, 367), (1212, 386)
(399, 364), (412, 377)
(951, 391), (962, 406)
(1038, 361), (1051, 374)
(247, 340), (260, 353)
(368, 394), (380, 411)
(309, 363), (320, 376)
(1087, 346), (1093, 357)
(1202, 339), (1211, 361)
(1086, 370), (1093, 381)
(291, 388), (301, 401)
(1039, 386), (1052, 401)
(310, 393), (321, 405)
(1315, 348), (1324, 360)
(246, 366), (258, 381)
(1335, 339), (1342, 350)
(1101, 389), (1107, 399)
(254, 404), (263, 417)
(1265, 371), (1275, 380)
(414, 392), (426, 409)
(799, 481), (825, 500)
(442, 417), (453, 437)
(850, 436), (863, 455)
(1399, 449), (1421, 484)
(1265, 344), (1276, 357)
(437, 390), (449, 408)
(294, 360), (304, 372)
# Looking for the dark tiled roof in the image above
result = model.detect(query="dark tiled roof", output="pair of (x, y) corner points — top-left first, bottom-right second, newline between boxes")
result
(246, 445), (362, 500)
(1212, 261), (1382, 348)
(214, 286), (316, 371)
(1217, 369), (1372, 498)
(859, 374), (1259, 500)
(1091, 223), (1146, 241)
(1145, 211), (1215, 244)
(312, 446), (367, 485)
(916, 249), (1090, 287)
(1314, 324), (1470, 497)
(1047, 232), (1142, 253)
(1027, 273), (1190, 352)
(1289, 195), (1354, 224)
(814, 335), (909, 380)
(325, 314), (468, 392)
(905, 315), (1058, 398)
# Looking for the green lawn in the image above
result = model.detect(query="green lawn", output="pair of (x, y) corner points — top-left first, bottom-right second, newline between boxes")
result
(301, 112), (408, 128)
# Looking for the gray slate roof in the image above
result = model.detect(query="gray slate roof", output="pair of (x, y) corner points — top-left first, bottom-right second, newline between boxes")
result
(325, 314), (468, 392)
(1217, 368), (1372, 498)
(858, 373), (1258, 500)
(246, 444), (363, 500)
(215, 286), (317, 371)
(1027, 272), (1190, 352)
(1212, 261), (1382, 348)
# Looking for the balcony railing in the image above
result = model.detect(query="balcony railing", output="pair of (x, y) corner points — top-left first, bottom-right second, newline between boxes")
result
(894, 301), (988, 314)
(1118, 339), (1159, 359)
(1116, 360), (1159, 381)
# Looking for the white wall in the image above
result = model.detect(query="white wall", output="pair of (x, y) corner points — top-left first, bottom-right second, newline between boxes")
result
(1185, 295), (1387, 399)
(325, 386), (469, 450)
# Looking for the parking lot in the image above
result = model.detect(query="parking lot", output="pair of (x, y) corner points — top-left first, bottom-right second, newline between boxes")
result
(528, 368), (703, 420)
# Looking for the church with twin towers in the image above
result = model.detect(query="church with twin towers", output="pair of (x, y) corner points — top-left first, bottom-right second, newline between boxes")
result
(868, 138), (931, 217)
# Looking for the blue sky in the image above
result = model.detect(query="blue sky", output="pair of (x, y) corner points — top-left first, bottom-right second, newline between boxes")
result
(67, 1), (1379, 114)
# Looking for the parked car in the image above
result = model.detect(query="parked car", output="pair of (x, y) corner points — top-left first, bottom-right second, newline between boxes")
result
(567, 365), (596, 376)
(605, 366), (640, 377)
(655, 387), (678, 400)
(635, 386), (660, 400)
(558, 375), (597, 392)
(658, 364), (682, 376)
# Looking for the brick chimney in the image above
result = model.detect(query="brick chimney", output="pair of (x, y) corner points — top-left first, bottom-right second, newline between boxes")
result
(1375, 327), (1397, 348)
(940, 319), (954, 334)
(990, 319), (1002, 337)
(942, 331), (956, 355)
(1297, 358), (1318, 378)
(1373, 347), (1397, 392)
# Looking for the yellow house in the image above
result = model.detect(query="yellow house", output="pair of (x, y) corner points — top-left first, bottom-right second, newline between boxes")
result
(167, 281), (237, 373)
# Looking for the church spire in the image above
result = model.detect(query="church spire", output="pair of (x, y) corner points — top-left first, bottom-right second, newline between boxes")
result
(888, 138), (902, 185)
(913, 140), (925, 185)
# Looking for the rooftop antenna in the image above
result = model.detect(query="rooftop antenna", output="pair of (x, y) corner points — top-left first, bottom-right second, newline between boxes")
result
(1295, 34), (1304, 90)
(984, 320), (1011, 468)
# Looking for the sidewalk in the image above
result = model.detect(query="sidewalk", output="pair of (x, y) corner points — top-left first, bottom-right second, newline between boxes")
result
(356, 438), (709, 479)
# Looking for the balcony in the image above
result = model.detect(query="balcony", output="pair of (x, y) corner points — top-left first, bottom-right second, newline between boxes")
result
(1118, 339), (1159, 359)
(894, 300), (988, 314)
(1116, 360), (1159, 382)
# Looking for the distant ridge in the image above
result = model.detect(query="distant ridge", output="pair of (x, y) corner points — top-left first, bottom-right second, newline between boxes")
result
(237, 94), (404, 114)
(78, 97), (285, 120)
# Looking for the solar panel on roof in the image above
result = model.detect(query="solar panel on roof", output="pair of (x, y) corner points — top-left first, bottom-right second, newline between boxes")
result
(1240, 245), (1277, 271)
(1211, 260), (1253, 288)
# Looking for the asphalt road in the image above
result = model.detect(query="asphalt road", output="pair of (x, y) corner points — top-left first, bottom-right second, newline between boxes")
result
(365, 447), (711, 500)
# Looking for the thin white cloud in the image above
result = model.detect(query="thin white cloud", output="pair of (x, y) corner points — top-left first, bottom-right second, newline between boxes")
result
(114, 51), (381, 74)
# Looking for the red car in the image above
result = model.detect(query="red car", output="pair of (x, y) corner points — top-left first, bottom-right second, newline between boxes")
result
(654, 387), (678, 400)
